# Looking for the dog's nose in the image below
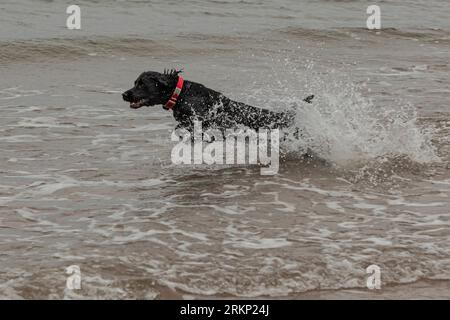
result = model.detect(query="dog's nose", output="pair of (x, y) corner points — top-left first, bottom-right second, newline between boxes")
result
(122, 91), (130, 101)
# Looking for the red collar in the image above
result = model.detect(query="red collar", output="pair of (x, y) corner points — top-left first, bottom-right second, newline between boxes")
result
(164, 76), (184, 110)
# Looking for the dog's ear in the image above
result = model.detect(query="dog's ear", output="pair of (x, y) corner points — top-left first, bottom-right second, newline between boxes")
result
(155, 74), (171, 87)
(157, 68), (183, 88)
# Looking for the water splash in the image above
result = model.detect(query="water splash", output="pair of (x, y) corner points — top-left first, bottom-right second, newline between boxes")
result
(247, 58), (439, 167)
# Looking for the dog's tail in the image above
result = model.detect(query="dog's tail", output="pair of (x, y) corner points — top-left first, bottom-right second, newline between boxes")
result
(303, 94), (314, 103)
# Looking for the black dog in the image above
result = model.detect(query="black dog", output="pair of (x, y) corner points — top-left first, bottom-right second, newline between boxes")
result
(122, 69), (313, 133)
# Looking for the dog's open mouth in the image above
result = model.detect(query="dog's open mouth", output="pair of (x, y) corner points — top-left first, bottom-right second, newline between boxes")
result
(129, 99), (148, 109)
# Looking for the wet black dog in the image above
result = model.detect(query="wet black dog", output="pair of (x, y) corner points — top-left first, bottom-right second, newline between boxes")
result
(122, 69), (313, 132)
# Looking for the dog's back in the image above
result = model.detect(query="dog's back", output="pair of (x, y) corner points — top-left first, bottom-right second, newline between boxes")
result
(174, 80), (296, 131)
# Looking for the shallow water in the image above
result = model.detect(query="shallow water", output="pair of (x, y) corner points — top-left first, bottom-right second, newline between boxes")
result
(0, 0), (450, 299)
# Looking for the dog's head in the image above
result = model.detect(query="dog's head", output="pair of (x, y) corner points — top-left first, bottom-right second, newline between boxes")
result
(122, 69), (182, 109)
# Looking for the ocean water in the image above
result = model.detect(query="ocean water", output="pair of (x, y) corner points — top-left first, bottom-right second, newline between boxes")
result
(0, 0), (450, 299)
